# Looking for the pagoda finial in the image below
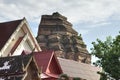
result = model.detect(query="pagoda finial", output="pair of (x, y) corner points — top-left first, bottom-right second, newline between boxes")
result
(53, 12), (60, 16)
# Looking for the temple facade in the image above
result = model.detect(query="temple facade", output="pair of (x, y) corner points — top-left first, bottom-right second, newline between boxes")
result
(0, 18), (41, 57)
(37, 12), (91, 64)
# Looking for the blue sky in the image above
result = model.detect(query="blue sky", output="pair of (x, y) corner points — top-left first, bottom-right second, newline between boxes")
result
(0, 0), (120, 62)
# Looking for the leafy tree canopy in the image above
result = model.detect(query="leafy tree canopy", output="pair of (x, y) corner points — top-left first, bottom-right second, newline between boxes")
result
(91, 32), (120, 80)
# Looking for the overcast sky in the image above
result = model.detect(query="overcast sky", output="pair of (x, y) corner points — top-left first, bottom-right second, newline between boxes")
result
(0, 0), (120, 62)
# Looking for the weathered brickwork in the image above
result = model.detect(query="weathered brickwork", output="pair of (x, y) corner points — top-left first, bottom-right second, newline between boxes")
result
(37, 12), (91, 64)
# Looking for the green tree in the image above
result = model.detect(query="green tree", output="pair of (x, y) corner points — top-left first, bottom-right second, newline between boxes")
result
(91, 33), (120, 80)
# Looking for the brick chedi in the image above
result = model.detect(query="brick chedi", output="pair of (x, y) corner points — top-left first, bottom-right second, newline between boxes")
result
(37, 12), (91, 64)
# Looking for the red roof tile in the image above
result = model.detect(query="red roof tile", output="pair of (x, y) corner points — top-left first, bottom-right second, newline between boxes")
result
(34, 51), (53, 72)
(0, 19), (23, 50)
(33, 50), (63, 78)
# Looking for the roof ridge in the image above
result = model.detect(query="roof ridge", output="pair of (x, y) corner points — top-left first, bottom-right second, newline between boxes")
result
(58, 57), (99, 68)
(0, 18), (23, 24)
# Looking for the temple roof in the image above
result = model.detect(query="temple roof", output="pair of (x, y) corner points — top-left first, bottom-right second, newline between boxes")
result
(0, 76), (23, 80)
(0, 54), (32, 77)
(22, 50), (63, 79)
(58, 57), (101, 80)
(0, 19), (23, 50)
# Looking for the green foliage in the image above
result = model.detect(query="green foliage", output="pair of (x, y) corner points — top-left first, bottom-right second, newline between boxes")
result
(73, 77), (81, 80)
(91, 33), (120, 80)
(77, 34), (82, 40)
(58, 74), (69, 80)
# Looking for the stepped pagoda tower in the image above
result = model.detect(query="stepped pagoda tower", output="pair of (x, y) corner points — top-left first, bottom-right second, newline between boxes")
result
(37, 12), (91, 64)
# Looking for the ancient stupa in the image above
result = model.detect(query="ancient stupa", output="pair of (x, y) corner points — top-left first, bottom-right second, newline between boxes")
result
(37, 12), (91, 64)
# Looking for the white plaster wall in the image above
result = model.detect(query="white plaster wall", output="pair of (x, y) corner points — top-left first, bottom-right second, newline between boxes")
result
(13, 40), (32, 56)
(2, 29), (25, 57)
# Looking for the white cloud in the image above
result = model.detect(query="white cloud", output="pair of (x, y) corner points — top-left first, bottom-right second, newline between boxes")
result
(0, 0), (120, 62)
(63, 0), (120, 23)
(0, 0), (120, 23)
(0, 0), (120, 36)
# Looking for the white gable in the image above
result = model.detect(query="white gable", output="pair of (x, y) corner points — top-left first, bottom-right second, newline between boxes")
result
(0, 18), (41, 57)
